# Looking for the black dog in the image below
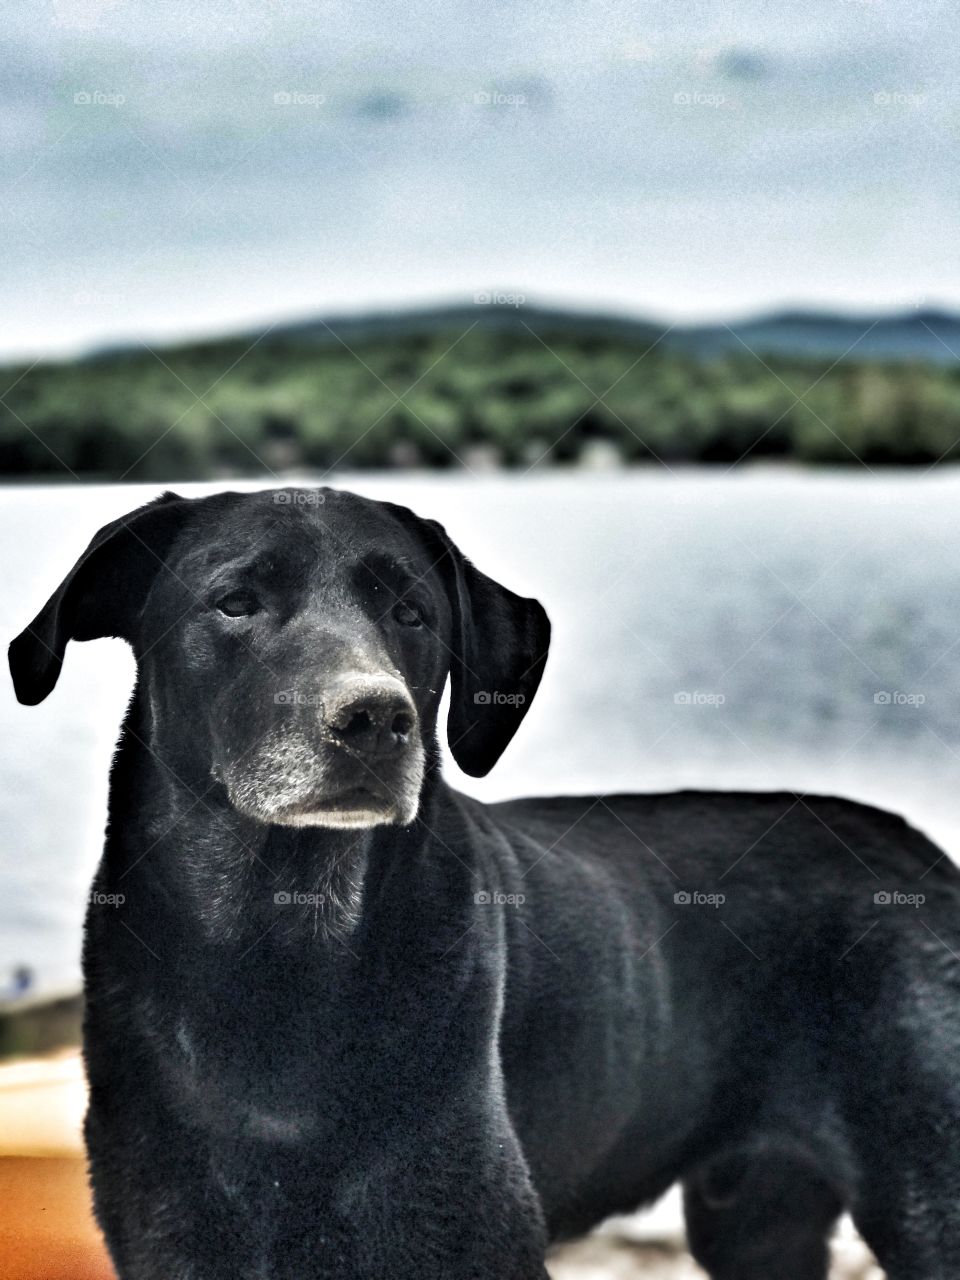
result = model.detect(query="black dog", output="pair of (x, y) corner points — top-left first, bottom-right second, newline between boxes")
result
(9, 487), (960, 1280)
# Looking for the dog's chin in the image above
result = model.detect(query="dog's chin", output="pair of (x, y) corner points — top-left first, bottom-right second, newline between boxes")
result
(228, 785), (420, 830)
(273, 797), (410, 830)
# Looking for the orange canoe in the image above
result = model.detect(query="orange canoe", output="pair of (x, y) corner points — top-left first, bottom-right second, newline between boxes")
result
(0, 1052), (114, 1280)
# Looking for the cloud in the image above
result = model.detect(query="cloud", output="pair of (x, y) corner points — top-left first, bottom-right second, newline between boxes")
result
(0, 0), (957, 355)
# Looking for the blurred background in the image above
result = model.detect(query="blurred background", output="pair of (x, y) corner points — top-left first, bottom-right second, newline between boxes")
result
(2, 1), (958, 1276)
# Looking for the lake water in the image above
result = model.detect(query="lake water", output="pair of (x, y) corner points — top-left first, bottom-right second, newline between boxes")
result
(3, 468), (960, 994)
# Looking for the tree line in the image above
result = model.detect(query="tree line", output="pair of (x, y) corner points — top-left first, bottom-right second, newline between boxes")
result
(1, 325), (957, 479)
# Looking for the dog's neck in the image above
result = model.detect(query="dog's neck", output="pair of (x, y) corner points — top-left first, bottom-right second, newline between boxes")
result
(97, 698), (501, 1116)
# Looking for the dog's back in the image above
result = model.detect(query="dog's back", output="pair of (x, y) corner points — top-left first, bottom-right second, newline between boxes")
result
(487, 789), (960, 1251)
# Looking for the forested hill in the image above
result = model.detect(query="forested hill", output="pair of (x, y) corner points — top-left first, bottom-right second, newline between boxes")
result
(3, 304), (960, 479)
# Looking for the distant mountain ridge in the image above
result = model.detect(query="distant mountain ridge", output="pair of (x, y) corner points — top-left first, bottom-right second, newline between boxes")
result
(672, 307), (960, 364)
(131, 302), (960, 367)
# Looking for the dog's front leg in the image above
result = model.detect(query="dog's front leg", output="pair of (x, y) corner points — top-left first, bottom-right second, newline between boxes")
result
(265, 1095), (552, 1280)
(85, 1102), (254, 1280)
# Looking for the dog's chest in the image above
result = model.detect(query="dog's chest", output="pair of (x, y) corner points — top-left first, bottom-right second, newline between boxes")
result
(161, 1006), (328, 1144)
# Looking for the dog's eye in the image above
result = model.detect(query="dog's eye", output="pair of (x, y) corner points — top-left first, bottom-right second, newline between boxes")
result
(216, 591), (261, 618)
(392, 600), (423, 627)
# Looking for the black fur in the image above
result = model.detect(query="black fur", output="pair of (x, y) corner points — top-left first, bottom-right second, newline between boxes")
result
(9, 487), (960, 1280)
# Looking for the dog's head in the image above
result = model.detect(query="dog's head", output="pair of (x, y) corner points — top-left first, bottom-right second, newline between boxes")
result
(9, 489), (549, 829)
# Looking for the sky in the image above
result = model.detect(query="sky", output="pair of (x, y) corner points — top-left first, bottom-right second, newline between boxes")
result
(2, 0), (958, 358)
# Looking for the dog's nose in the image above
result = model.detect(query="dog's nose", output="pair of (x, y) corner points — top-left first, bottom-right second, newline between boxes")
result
(324, 675), (416, 757)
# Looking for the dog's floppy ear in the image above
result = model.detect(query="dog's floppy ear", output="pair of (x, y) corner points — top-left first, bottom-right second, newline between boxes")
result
(427, 520), (550, 778)
(8, 492), (191, 705)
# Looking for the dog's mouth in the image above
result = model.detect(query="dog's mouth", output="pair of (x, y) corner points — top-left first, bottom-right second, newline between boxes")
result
(218, 728), (425, 830)
(273, 784), (402, 830)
